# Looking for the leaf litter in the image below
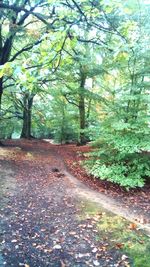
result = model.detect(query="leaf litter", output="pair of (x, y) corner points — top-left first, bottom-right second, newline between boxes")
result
(0, 139), (149, 266)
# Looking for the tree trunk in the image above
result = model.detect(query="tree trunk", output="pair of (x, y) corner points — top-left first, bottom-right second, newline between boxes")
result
(21, 94), (34, 139)
(60, 105), (65, 144)
(0, 77), (4, 145)
(0, 78), (3, 111)
(78, 74), (86, 145)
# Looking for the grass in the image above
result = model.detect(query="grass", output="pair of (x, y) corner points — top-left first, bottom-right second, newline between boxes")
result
(80, 200), (150, 267)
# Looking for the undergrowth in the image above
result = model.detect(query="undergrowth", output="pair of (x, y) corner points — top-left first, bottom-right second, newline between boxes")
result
(81, 201), (150, 267)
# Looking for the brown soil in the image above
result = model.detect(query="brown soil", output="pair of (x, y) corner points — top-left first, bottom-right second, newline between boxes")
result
(0, 139), (149, 267)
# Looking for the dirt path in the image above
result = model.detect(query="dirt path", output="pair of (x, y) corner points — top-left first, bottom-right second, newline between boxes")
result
(0, 140), (148, 266)
(64, 171), (150, 233)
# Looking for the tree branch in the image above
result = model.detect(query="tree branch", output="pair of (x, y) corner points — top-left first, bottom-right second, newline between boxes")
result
(63, 93), (79, 107)
(76, 37), (113, 52)
(9, 39), (43, 62)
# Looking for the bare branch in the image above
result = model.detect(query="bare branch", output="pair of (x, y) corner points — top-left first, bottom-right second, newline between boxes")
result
(9, 39), (43, 62)
(3, 83), (15, 89)
(63, 93), (79, 107)
(76, 37), (113, 52)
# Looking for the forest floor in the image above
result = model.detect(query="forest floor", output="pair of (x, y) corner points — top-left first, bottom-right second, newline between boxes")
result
(0, 139), (150, 267)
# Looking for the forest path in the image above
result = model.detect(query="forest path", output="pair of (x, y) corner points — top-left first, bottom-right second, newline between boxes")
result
(0, 140), (149, 267)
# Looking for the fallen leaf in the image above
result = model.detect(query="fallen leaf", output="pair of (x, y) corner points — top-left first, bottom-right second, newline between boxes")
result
(69, 231), (76, 235)
(92, 248), (98, 253)
(44, 248), (52, 253)
(115, 243), (124, 249)
(128, 223), (137, 230)
(60, 260), (66, 267)
(53, 244), (62, 250)
(121, 255), (128, 261)
(93, 260), (100, 266)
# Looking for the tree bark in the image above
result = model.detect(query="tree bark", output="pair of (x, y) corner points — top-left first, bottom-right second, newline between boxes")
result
(78, 73), (86, 145)
(0, 77), (3, 111)
(0, 77), (3, 145)
(60, 105), (65, 144)
(21, 94), (34, 139)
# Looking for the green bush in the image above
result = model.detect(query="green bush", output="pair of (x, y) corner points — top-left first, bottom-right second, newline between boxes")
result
(85, 111), (150, 189)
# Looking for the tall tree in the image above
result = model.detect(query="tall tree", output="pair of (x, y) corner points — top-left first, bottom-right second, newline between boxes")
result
(0, 0), (57, 108)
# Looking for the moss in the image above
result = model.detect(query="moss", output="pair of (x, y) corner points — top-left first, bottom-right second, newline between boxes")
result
(80, 200), (150, 267)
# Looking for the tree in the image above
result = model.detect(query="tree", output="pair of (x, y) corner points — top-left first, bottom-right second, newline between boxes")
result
(85, 1), (150, 188)
(0, 0), (123, 142)
(51, 36), (107, 145)
(0, 0), (57, 108)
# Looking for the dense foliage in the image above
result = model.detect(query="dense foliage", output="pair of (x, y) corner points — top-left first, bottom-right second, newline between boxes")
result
(0, 0), (150, 188)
